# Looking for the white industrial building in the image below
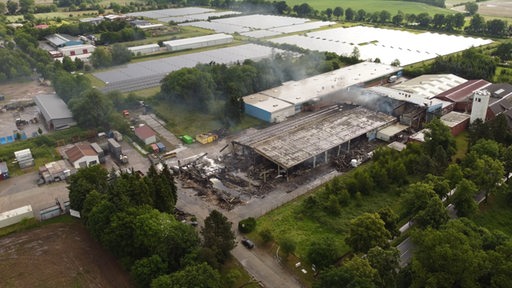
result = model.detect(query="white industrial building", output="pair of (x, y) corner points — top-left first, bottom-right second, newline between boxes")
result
(392, 74), (467, 99)
(128, 43), (161, 56)
(58, 44), (95, 57)
(0, 205), (34, 229)
(163, 33), (233, 52)
(243, 61), (401, 122)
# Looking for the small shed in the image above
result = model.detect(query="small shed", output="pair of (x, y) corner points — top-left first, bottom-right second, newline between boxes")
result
(376, 123), (409, 142)
(14, 149), (35, 169)
(440, 111), (470, 136)
(0, 161), (9, 180)
(134, 125), (157, 145)
(0, 205), (34, 229)
(156, 142), (166, 152)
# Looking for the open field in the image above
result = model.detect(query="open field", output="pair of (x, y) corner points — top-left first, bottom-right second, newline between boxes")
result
(284, 0), (451, 15)
(472, 192), (512, 236)
(450, 0), (512, 19)
(153, 101), (264, 136)
(252, 185), (401, 259)
(0, 218), (134, 288)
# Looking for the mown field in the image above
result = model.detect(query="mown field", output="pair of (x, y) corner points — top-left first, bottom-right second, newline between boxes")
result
(284, 0), (452, 15)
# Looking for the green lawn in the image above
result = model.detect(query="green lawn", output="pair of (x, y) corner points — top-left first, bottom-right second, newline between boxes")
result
(252, 186), (401, 259)
(285, 0), (452, 15)
(472, 192), (512, 236)
(453, 131), (469, 162)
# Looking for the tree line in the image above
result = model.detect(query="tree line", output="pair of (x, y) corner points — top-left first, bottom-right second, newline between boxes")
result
(68, 164), (237, 287)
(291, 115), (512, 287)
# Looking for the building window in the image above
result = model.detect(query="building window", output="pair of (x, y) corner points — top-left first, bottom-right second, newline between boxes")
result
(70, 51), (75, 56)
(83, 49), (88, 54)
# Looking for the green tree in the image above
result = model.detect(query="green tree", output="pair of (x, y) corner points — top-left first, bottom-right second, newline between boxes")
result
(467, 14), (486, 34)
(400, 182), (437, 217)
(0, 2), (6, 15)
(68, 165), (109, 211)
(151, 263), (222, 288)
(62, 56), (76, 72)
(368, 247), (400, 287)
(424, 118), (456, 172)
(345, 7), (354, 21)
(452, 179), (478, 217)
(465, 2), (478, 16)
(314, 259), (377, 288)
(111, 43), (132, 65)
(346, 213), (391, 253)
(131, 255), (168, 288)
(6, 0), (18, 14)
(306, 236), (340, 270)
(493, 41), (512, 62)
(377, 207), (399, 237)
(444, 163), (463, 189)
(69, 89), (113, 130)
(279, 236), (296, 258)
(392, 13), (404, 26)
(379, 10), (391, 23)
(18, 0), (34, 14)
(324, 8), (333, 19)
(90, 46), (112, 68)
(238, 217), (256, 233)
(414, 196), (449, 229)
(333, 7), (343, 20)
(201, 210), (235, 263)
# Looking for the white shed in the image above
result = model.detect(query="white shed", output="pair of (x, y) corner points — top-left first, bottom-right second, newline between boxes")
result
(14, 148), (34, 169)
(0, 205), (34, 229)
(163, 33), (233, 52)
(128, 43), (161, 56)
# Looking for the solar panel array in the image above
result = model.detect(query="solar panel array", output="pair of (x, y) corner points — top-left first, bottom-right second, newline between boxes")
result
(270, 26), (492, 66)
(94, 44), (290, 93)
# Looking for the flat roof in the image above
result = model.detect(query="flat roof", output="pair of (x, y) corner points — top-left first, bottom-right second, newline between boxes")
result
(162, 33), (233, 47)
(393, 74), (467, 99)
(34, 94), (74, 120)
(440, 111), (470, 128)
(128, 43), (160, 51)
(378, 123), (409, 137)
(243, 93), (293, 113)
(247, 62), (400, 106)
(0, 205), (33, 221)
(367, 86), (452, 109)
(234, 105), (396, 169)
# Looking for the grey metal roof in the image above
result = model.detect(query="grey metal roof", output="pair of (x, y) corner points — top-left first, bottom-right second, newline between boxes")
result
(234, 105), (396, 169)
(34, 94), (74, 120)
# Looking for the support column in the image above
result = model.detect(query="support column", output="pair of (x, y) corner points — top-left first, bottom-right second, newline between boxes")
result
(313, 155), (316, 168)
(347, 139), (351, 152)
(337, 144), (341, 156)
(324, 151), (328, 164)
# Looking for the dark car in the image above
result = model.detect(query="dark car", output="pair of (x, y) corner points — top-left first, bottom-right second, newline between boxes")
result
(241, 238), (255, 249)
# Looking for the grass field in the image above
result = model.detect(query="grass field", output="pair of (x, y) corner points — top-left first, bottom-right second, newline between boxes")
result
(453, 131), (469, 162)
(152, 101), (264, 136)
(285, 0), (452, 15)
(251, 184), (401, 259)
(472, 192), (512, 236)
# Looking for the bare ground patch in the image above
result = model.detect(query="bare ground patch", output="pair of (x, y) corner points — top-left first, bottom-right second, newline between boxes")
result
(0, 80), (55, 103)
(0, 221), (134, 288)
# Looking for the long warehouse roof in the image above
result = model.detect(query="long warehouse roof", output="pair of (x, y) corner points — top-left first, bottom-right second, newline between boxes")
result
(234, 105), (396, 169)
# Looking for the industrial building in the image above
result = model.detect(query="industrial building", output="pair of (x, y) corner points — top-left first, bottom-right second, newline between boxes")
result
(243, 62), (401, 122)
(435, 79), (491, 112)
(470, 83), (512, 126)
(163, 33), (233, 52)
(134, 125), (157, 145)
(391, 74), (467, 99)
(232, 105), (396, 176)
(128, 43), (161, 55)
(45, 34), (83, 48)
(14, 149), (34, 169)
(34, 94), (76, 131)
(130, 19), (164, 30)
(57, 44), (95, 57)
(64, 143), (99, 168)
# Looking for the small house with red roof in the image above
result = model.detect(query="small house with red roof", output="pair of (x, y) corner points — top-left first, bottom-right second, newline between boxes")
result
(134, 125), (157, 145)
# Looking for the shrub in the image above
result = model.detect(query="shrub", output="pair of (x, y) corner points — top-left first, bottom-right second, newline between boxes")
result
(238, 217), (256, 233)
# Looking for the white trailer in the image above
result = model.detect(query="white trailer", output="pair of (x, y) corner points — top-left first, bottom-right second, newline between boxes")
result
(0, 205), (34, 229)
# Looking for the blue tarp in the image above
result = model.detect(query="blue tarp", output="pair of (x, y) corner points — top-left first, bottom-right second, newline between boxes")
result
(0, 137), (5, 144)
(6, 136), (14, 143)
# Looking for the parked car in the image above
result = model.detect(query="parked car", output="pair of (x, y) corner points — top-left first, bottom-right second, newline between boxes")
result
(241, 238), (255, 249)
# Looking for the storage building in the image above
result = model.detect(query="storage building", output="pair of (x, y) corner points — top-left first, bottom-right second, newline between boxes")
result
(242, 62), (402, 122)
(134, 125), (157, 145)
(243, 93), (294, 123)
(90, 142), (105, 163)
(440, 111), (470, 136)
(45, 34), (83, 48)
(376, 123), (409, 142)
(128, 44), (161, 56)
(14, 149), (34, 169)
(65, 143), (99, 168)
(39, 160), (70, 183)
(108, 138), (122, 159)
(0, 205), (34, 229)
(435, 79), (491, 112)
(34, 94), (76, 131)
(163, 33), (233, 52)
(0, 161), (9, 180)
(392, 74), (467, 100)
(58, 44), (95, 57)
